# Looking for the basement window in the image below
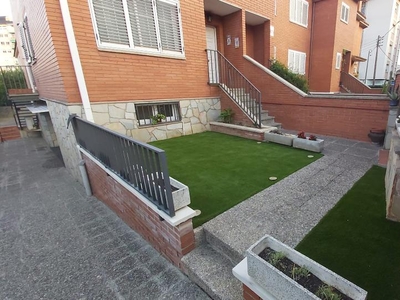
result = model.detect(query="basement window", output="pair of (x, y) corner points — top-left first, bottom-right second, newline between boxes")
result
(341, 2), (350, 24)
(135, 102), (181, 126)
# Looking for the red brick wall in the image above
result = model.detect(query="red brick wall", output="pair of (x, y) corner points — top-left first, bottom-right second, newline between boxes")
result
(220, 92), (255, 127)
(243, 284), (262, 300)
(83, 154), (195, 268)
(10, 0), (74, 102)
(210, 123), (264, 141)
(243, 58), (389, 142)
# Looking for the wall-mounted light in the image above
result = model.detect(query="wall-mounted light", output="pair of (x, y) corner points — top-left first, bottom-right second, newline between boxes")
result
(205, 12), (212, 22)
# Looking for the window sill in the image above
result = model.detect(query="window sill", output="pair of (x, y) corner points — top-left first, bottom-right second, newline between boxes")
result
(138, 120), (182, 129)
(340, 19), (349, 24)
(289, 20), (308, 29)
(97, 45), (186, 60)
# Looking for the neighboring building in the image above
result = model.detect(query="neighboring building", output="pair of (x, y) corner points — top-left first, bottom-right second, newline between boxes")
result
(359, 0), (400, 86)
(0, 16), (18, 66)
(8, 0), (369, 178)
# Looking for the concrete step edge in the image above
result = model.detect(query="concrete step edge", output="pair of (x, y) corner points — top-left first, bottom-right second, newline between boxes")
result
(182, 244), (243, 300)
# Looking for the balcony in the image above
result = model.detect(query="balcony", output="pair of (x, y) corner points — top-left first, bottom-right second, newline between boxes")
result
(357, 11), (369, 28)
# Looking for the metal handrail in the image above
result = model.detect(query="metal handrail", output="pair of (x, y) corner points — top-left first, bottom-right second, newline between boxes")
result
(206, 49), (262, 128)
(69, 115), (176, 217)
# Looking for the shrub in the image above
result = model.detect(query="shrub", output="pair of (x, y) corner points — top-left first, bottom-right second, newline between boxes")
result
(270, 61), (309, 93)
(0, 68), (27, 106)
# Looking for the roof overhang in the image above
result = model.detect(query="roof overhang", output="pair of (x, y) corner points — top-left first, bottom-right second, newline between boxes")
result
(245, 10), (269, 26)
(204, 0), (240, 16)
(352, 55), (367, 62)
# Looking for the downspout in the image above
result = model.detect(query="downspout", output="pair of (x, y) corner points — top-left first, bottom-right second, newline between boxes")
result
(59, 0), (94, 122)
(308, 0), (316, 83)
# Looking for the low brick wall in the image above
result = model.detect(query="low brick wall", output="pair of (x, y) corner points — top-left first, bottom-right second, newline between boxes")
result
(210, 122), (266, 141)
(83, 153), (195, 268)
(242, 56), (389, 142)
(220, 91), (255, 127)
(243, 284), (261, 300)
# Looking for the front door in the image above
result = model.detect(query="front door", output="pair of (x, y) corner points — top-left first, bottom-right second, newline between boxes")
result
(206, 26), (219, 84)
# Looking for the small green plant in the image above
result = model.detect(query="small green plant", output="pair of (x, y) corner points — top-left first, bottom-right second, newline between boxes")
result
(316, 284), (342, 300)
(270, 61), (309, 93)
(268, 251), (286, 267)
(151, 113), (166, 125)
(219, 108), (234, 123)
(291, 265), (310, 281)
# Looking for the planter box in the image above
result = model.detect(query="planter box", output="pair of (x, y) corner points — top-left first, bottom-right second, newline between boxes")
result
(170, 177), (190, 211)
(293, 138), (324, 153)
(264, 132), (295, 146)
(246, 235), (367, 300)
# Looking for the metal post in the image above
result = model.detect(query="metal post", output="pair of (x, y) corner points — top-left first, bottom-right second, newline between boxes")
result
(364, 49), (372, 83)
(372, 35), (381, 86)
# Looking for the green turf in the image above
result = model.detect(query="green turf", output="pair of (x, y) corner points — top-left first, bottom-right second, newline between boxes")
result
(151, 131), (322, 227)
(296, 166), (400, 300)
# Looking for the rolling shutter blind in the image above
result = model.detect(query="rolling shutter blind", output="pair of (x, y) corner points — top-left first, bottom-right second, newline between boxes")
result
(23, 17), (36, 61)
(128, 0), (158, 49)
(18, 24), (29, 61)
(289, 0), (296, 21)
(288, 50), (306, 75)
(157, 0), (182, 52)
(301, 1), (308, 27)
(92, 0), (129, 46)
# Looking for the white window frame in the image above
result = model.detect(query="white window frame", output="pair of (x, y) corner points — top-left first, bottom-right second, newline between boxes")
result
(136, 102), (181, 126)
(288, 49), (306, 75)
(289, 0), (309, 28)
(340, 2), (350, 24)
(336, 52), (342, 70)
(88, 0), (185, 59)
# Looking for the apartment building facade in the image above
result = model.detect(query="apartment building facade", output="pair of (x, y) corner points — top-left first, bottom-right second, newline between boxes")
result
(359, 0), (400, 86)
(0, 16), (18, 66)
(9, 0), (369, 178)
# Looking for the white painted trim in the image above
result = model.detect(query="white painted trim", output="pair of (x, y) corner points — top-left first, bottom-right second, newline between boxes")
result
(78, 146), (197, 227)
(210, 122), (276, 133)
(243, 55), (308, 97)
(233, 258), (277, 300)
(59, 0), (94, 122)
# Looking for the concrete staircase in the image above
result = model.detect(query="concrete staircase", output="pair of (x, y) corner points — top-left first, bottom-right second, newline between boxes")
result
(182, 228), (245, 300)
(0, 126), (21, 142)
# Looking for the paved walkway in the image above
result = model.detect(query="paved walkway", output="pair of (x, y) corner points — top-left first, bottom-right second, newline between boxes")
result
(0, 137), (209, 300)
(202, 135), (381, 257)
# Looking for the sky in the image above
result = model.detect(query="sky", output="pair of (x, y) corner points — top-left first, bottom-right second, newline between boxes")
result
(0, 0), (12, 19)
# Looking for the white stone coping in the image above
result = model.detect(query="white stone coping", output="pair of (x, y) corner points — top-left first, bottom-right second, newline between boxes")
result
(78, 146), (197, 227)
(243, 55), (308, 97)
(26, 104), (49, 114)
(210, 122), (277, 133)
(233, 258), (277, 300)
(40, 97), (220, 106)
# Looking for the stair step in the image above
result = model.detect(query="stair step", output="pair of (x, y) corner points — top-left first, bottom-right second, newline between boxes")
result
(182, 243), (243, 300)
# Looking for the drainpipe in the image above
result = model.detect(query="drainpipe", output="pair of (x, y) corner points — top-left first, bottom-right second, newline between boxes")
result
(59, 0), (94, 122)
(308, 0), (317, 83)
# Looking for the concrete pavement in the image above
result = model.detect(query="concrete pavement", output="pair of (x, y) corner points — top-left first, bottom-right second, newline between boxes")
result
(0, 137), (209, 300)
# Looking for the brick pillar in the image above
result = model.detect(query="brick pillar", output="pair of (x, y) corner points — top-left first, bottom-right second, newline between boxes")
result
(395, 70), (400, 89)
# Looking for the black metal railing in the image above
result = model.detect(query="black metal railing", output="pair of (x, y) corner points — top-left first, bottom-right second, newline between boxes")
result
(206, 49), (262, 128)
(69, 116), (176, 217)
(0, 65), (35, 96)
(11, 97), (39, 129)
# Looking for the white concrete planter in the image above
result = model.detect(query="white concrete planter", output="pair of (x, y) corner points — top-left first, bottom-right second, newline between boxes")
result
(396, 121), (400, 137)
(293, 138), (324, 153)
(246, 235), (367, 300)
(264, 132), (295, 146)
(170, 177), (191, 211)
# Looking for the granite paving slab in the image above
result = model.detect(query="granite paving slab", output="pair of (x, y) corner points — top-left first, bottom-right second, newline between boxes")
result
(0, 137), (210, 300)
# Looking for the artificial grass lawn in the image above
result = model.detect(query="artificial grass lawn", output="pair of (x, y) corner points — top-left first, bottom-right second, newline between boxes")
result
(296, 166), (400, 300)
(151, 131), (322, 227)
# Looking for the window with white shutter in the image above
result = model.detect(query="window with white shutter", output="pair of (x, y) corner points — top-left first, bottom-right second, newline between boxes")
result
(336, 52), (342, 69)
(289, 0), (309, 27)
(340, 2), (350, 24)
(18, 16), (36, 64)
(288, 49), (306, 75)
(89, 0), (185, 58)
